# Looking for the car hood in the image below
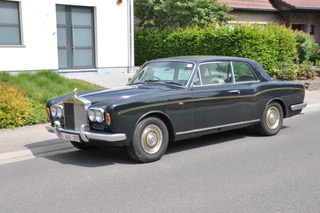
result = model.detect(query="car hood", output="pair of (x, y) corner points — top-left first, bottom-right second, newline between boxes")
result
(79, 85), (163, 105)
(47, 84), (183, 107)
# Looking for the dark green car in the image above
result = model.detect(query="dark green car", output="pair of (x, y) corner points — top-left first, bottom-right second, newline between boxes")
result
(46, 56), (307, 162)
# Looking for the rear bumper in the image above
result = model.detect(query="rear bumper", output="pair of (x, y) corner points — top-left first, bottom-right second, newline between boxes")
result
(46, 121), (126, 143)
(290, 102), (307, 111)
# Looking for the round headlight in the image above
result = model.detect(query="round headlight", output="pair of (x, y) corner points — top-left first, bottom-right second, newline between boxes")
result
(95, 110), (104, 123)
(57, 106), (63, 118)
(50, 106), (57, 117)
(88, 109), (96, 122)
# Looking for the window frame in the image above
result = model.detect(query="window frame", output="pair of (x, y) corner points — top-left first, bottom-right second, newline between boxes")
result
(231, 62), (260, 83)
(193, 61), (260, 87)
(0, 0), (22, 46)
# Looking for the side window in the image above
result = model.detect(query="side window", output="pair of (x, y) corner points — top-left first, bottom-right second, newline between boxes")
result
(232, 62), (259, 82)
(199, 62), (231, 85)
(0, 1), (21, 45)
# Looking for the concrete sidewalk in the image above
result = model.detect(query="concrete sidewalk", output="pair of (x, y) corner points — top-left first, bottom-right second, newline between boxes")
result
(0, 72), (319, 163)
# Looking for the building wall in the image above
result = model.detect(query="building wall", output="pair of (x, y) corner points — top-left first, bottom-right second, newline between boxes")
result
(228, 10), (283, 25)
(0, 0), (130, 72)
(287, 12), (320, 44)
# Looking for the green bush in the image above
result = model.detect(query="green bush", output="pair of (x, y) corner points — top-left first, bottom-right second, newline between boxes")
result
(294, 31), (319, 63)
(270, 62), (298, 80)
(270, 61), (317, 80)
(297, 62), (317, 80)
(135, 23), (297, 74)
(0, 82), (33, 128)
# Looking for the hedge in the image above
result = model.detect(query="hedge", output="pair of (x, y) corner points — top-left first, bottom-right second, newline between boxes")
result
(135, 24), (297, 74)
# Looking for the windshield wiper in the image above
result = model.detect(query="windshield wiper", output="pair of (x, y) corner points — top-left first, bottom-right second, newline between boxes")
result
(163, 81), (183, 86)
(144, 79), (160, 83)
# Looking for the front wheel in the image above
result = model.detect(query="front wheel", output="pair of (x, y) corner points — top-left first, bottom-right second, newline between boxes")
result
(127, 117), (169, 163)
(256, 102), (283, 136)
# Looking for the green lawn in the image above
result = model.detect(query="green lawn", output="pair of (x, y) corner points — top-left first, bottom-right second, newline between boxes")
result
(0, 70), (104, 128)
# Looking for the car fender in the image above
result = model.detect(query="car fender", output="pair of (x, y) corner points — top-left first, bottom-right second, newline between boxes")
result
(265, 97), (287, 117)
(135, 110), (176, 142)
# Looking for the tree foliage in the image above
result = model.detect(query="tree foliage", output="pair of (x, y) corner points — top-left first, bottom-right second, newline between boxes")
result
(134, 0), (233, 29)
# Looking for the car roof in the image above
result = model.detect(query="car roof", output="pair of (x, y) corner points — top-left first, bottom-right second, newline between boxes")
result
(147, 56), (255, 64)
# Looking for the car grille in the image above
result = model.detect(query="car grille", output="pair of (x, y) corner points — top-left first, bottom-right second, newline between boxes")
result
(63, 97), (89, 130)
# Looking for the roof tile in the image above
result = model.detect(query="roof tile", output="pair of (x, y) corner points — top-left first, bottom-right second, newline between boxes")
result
(218, 0), (276, 10)
(279, 0), (320, 8)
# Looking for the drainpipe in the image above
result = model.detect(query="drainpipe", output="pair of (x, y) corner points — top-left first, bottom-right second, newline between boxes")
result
(127, 0), (134, 73)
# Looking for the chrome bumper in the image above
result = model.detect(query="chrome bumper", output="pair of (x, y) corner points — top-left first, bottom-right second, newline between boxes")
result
(290, 102), (307, 111)
(46, 121), (126, 143)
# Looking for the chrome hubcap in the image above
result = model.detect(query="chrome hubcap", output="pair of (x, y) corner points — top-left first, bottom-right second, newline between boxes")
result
(267, 106), (280, 130)
(141, 124), (162, 154)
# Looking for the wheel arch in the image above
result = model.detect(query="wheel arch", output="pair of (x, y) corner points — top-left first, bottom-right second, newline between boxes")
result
(136, 111), (176, 142)
(266, 98), (287, 118)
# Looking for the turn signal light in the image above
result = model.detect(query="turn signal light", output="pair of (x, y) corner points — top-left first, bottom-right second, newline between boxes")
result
(105, 113), (111, 125)
(46, 108), (50, 116)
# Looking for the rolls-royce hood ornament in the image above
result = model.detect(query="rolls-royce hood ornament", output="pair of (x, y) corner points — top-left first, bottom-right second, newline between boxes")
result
(73, 88), (78, 97)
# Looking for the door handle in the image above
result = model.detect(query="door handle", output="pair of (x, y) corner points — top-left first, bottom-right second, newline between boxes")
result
(228, 90), (240, 94)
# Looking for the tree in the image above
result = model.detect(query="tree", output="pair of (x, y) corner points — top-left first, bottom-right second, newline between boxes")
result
(135, 0), (234, 29)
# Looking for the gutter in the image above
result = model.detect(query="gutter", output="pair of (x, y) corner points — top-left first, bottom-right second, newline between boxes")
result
(127, 0), (134, 73)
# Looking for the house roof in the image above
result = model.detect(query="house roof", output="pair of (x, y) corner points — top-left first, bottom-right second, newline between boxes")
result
(219, 0), (320, 10)
(218, 0), (277, 11)
(277, 0), (320, 9)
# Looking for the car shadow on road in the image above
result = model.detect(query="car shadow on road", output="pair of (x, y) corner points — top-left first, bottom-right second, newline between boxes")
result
(24, 127), (287, 167)
(44, 147), (135, 167)
(166, 127), (258, 155)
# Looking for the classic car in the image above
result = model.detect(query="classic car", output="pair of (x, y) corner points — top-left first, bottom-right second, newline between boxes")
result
(46, 56), (307, 162)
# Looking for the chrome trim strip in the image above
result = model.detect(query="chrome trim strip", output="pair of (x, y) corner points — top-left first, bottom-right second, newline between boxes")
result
(46, 121), (126, 142)
(290, 102), (307, 111)
(119, 87), (305, 115)
(176, 119), (260, 135)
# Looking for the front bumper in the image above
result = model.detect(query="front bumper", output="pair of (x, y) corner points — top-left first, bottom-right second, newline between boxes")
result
(46, 121), (127, 143)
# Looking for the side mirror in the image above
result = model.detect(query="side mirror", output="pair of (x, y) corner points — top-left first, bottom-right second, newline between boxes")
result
(192, 79), (200, 86)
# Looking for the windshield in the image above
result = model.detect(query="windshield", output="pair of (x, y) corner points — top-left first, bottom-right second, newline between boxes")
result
(128, 61), (195, 87)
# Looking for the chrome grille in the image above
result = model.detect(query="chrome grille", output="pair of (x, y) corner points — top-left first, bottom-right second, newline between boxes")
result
(64, 103), (75, 129)
(63, 96), (90, 131)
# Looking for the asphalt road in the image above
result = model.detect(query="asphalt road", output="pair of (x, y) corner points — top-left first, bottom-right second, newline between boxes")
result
(1, 106), (320, 212)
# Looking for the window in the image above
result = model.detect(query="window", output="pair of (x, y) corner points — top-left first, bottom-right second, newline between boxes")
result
(0, 1), (21, 45)
(310, 25), (315, 35)
(56, 5), (95, 69)
(199, 62), (232, 85)
(130, 61), (194, 86)
(232, 62), (258, 82)
(292, 24), (306, 32)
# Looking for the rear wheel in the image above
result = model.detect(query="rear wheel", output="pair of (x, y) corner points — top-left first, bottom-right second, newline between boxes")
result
(127, 117), (169, 163)
(256, 102), (283, 136)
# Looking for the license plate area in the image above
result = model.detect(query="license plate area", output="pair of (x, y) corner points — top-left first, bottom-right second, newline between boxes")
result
(59, 132), (80, 143)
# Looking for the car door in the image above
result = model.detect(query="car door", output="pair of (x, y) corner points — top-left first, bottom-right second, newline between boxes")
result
(192, 62), (245, 131)
(231, 61), (261, 122)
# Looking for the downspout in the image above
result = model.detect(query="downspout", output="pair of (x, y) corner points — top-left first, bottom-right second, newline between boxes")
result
(127, 0), (134, 73)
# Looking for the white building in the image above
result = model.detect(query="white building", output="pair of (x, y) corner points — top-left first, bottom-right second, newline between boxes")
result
(0, 0), (134, 73)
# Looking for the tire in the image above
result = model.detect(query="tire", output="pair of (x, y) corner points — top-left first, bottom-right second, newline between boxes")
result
(256, 102), (283, 136)
(70, 141), (95, 150)
(127, 117), (169, 163)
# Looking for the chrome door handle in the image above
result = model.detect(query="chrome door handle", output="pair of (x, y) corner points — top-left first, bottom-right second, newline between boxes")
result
(228, 90), (240, 94)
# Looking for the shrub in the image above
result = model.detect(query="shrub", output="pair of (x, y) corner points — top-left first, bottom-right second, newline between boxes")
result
(0, 82), (33, 128)
(297, 62), (317, 80)
(135, 23), (297, 74)
(270, 62), (298, 80)
(270, 61), (317, 80)
(294, 31), (319, 63)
